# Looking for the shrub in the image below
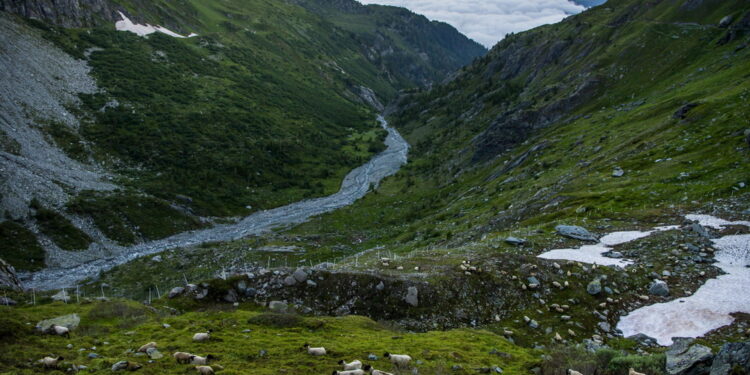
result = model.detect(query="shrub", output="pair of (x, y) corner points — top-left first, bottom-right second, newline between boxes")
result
(248, 313), (302, 328)
(0, 308), (29, 342)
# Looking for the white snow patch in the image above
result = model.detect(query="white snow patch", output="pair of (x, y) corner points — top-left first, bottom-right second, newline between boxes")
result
(617, 233), (750, 346)
(685, 214), (750, 229)
(115, 12), (197, 39)
(538, 227), (678, 267)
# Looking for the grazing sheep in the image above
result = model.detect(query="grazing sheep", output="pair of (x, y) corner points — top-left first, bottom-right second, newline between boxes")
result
(174, 352), (193, 364)
(363, 364), (393, 375)
(332, 370), (365, 375)
(137, 342), (157, 353)
(195, 365), (215, 375)
(629, 369), (646, 375)
(48, 324), (70, 338)
(383, 353), (411, 370)
(190, 355), (216, 365)
(303, 343), (326, 356)
(567, 370), (584, 375)
(39, 356), (63, 369)
(338, 359), (362, 370)
(193, 330), (213, 342)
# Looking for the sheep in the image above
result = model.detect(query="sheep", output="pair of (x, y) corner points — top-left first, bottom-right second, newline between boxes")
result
(338, 359), (362, 370)
(331, 370), (365, 375)
(137, 341), (157, 353)
(48, 324), (70, 338)
(39, 356), (63, 369)
(190, 355), (216, 365)
(567, 370), (584, 375)
(383, 353), (411, 370)
(195, 365), (215, 375)
(629, 368), (646, 375)
(303, 343), (326, 356)
(193, 329), (213, 342)
(363, 364), (393, 375)
(174, 352), (194, 364)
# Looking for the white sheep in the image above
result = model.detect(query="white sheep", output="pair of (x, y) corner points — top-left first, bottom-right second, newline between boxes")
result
(193, 329), (213, 342)
(363, 364), (393, 375)
(332, 370), (365, 375)
(190, 354), (216, 365)
(629, 368), (646, 375)
(383, 353), (411, 370)
(48, 324), (70, 338)
(567, 370), (584, 375)
(174, 352), (194, 364)
(303, 343), (326, 355)
(338, 359), (362, 370)
(195, 365), (215, 375)
(39, 356), (63, 369)
(137, 341), (157, 353)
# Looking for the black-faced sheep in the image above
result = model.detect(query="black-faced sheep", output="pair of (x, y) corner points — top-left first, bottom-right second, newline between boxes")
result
(174, 352), (194, 364)
(383, 353), (411, 370)
(193, 329), (212, 342)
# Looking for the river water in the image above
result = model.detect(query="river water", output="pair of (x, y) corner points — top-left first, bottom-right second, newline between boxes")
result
(23, 116), (408, 290)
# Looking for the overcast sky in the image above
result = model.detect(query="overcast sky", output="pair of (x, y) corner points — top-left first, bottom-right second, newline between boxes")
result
(359, 0), (587, 48)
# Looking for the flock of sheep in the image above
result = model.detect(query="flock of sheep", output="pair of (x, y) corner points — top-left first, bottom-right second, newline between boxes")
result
(38, 324), (413, 374)
(302, 343), (412, 375)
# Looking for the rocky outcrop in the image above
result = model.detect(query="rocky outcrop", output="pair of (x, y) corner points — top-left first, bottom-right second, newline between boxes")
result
(556, 225), (598, 242)
(0, 0), (120, 27)
(667, 338), (714, 375)
(169, 267), (529, 331)
(710, 341), (750, 375)
(0, 258), (22, 290)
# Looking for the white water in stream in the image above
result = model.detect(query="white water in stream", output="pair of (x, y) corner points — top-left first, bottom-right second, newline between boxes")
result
(23, 116), (408, 290)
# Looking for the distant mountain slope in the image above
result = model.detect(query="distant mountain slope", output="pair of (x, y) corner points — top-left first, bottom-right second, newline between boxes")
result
(0, 0), (484, 271)
(289, 0), (487, 87)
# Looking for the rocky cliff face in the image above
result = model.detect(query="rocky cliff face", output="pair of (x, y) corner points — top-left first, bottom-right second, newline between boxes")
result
(0, 258), (23, 290)
(0, 0), (120, 27)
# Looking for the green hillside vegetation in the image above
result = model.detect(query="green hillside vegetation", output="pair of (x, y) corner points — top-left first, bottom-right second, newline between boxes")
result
(0, 299), (540, 375)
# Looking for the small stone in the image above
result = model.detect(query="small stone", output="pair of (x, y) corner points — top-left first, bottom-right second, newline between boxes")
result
(505, 237), (527, 245)
(404, 286), (419, 307)
(649, 280), (670, 297)
(612, 167), (624, 177)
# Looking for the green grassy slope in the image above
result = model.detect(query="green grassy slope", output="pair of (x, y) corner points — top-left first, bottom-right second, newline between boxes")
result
(0, 300), (539, 374)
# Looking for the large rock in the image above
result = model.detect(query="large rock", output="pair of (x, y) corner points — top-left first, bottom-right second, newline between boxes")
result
(268, 300), (288, 313)
(0, 258), (22, 291)
(167, 287), (184, 299)
(667, 337), (714, 375)
(292, 268), (308, 283)
(587, 279), (602, 295)
(719, 16), (733, 28)
(36, 313), (80, 332)
(649, 279), (670, 297)
(710, 341), (750, 375)
(505, 237), (527, 246)
(555, 225), (597, 241)
(404, 286), (419, 307)
(51, 289), (70, 302)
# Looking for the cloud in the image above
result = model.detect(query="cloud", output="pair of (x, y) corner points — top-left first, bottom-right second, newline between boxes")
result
(359, 0), (586, 48)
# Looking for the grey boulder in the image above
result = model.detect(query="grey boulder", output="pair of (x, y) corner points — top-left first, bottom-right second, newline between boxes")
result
(710, 341), (750, 375)
(556, 225), (598, 242)
(587, 279), (602, 295)
(649, 279), (670, 297)
(36, 313), (80, 332)
(667, 337), (714, 375)
(404, 286), (419, 307)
